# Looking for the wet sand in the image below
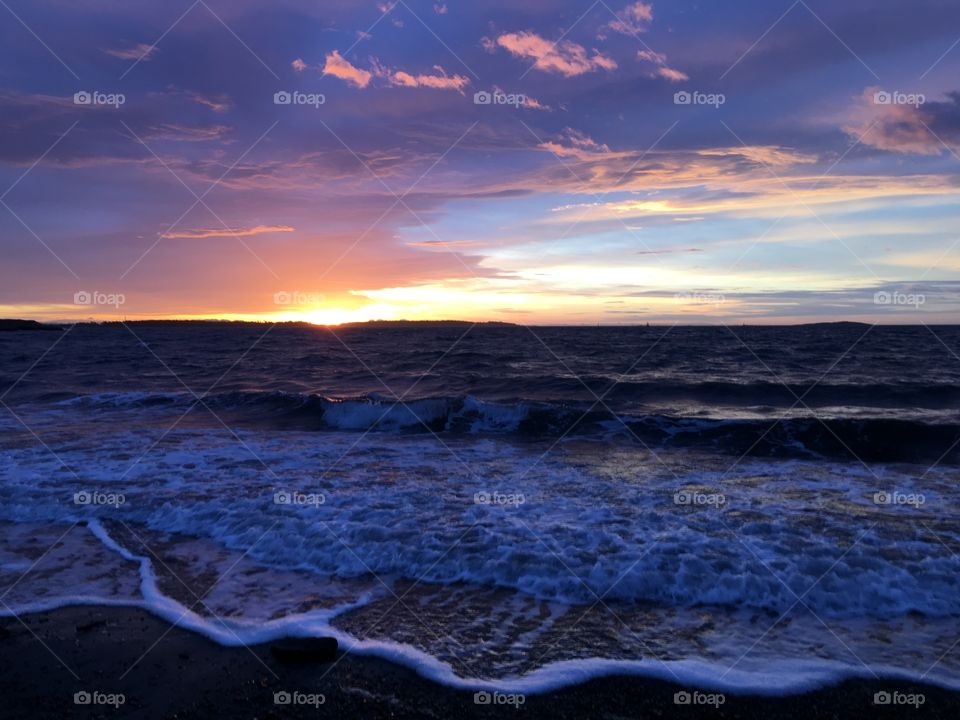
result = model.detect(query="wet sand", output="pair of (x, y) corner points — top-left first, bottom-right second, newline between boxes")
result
(0, 605), (956, 718)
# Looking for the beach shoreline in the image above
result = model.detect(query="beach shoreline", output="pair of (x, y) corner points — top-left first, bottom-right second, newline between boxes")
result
(0, 605), (955, 719)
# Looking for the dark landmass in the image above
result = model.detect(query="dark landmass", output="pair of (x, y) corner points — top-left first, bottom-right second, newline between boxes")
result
(4, 318), (953, 330)
(0, 319), (62, 331)
(799, 321), (873, 328)
(0, 606), (955, 719)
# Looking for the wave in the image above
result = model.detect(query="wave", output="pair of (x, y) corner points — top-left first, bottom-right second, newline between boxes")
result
(55, 390), (960, 463)
(2, 520), (958, 696)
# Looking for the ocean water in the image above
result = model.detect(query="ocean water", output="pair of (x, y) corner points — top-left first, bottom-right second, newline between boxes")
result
(1, 321), (959, 693)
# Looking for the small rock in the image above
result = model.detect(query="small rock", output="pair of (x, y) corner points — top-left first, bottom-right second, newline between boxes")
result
(76, 619), (107, 633)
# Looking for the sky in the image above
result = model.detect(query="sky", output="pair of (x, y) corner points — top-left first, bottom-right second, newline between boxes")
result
(1, 0), (959, 324)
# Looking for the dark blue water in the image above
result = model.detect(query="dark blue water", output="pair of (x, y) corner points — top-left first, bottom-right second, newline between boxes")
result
(1, 321), (959, 691)
(3, 321), (959, 462)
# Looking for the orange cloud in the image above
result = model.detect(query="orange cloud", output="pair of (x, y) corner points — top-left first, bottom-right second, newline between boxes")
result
(495, 31), (617, 76)
(323, 50), (372, 88)
(161, 225), (295, 239)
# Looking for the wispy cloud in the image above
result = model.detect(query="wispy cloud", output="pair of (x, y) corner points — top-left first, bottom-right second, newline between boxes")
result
(322, 53), (470, 93)
(161, 225), (295, 239)
(103, 43), (157, 61)
(604, 2), (654, 36)
(389, 67), (470, 92)
(492, 31), (617, 77)
(145, 124), (233, 142)
(637, 50), (688, 82)
(186, 92), (233, 113)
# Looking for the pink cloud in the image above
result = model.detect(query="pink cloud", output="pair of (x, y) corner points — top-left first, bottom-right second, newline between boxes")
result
(323, 53), (469, 93)
(291, 58), (307, 72)
(495, 31), (617, 77)
(322, 50), (372, 88)
(522, 96), (551, 111)
(103, 43), (157, 61)
(845, 87), (943, 155)
(637, 50), (688, 82)
(605, 2), (654, 35)
(539, 128), (617, 160)
(390, 67), (470, 93)
(655, 66), (689, 82)
(187, 92), (233, 112)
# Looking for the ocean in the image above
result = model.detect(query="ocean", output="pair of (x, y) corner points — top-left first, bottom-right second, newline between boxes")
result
(1, 321), (958, 694)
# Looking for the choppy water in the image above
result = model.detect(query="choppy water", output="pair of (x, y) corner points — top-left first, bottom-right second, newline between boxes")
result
(1, 321), (959, 692)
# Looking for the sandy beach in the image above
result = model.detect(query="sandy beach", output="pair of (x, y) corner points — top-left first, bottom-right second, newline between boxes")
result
(0, 605), (955, 719)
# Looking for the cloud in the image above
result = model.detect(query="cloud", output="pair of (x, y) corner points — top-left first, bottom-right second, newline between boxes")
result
(187, 92), (233, 113)
(697, 146), (818, 167)
(604, 2), (654, 36)
(494, 31), (617, 77)
(433, 3), (448, 13)
(655, 66), (689, 82)
(291, 58), (307, 72)
(637, 50), (688, 82)
(103, 43), (157, 61)
(521, 96), (552, 111)
(846, 87), (960, 155)
(322, 50), (372, 88)
(636, 247), (703, 255)
(145, 124), (233, 142)
(491, 86), (552, 111)
(161, 225), (295, 240)
(389, 67), (470, 93)
(538, 128), (616, 160)
(322, 53), (469, 93)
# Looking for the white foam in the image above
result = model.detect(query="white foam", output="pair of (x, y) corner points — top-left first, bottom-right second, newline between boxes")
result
(3, 520), (958, 697)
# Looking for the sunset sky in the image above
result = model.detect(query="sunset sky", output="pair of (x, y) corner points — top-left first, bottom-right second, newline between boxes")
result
(1, 0), (959, 324)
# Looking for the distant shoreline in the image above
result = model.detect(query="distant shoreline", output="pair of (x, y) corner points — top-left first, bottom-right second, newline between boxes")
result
(7, 317), (953, 330)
